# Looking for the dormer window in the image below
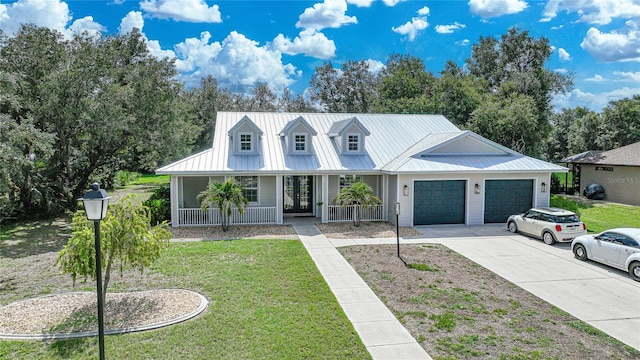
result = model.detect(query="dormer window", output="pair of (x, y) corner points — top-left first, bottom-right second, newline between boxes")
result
(239, 133), (253, 152)
(347, 134), (359, 151)
(294, 134), (307, 151)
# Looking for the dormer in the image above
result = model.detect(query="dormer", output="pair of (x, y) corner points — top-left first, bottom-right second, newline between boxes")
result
(228, 115), (263, 155)
(279, 116), (317, 155)
(327, 117), (370, 154)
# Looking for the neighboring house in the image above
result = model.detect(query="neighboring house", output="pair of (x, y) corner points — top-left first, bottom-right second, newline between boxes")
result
(156, 112), (566, 227)
(562, 142), (640, 205)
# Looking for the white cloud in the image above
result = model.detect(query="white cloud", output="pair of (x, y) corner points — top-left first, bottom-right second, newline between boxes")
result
(272, 29), (336, 59)
(174, 31), (299, 91)
(68, 16), (105, 37)
(140, 0), (222, 23)
(468, 0), (528, 19)
(365, 59), (385, 74)
(613, 71), (640, 82)
(296, 0), (357, 30)
(457, 39), (471, 46)
(435, 22), (466, 34)
(392, 6), (429, 41)
(558, 48), (571, 61)
(553, 87), (640, 112)
(382, 0), (403, 6)
(0, 0), (71, 36)
(542, 0), (640, 25)
(586, 74), (605, 82)
(580, 21), (640, 62)
(119, 11), (144, 34)
(347, 0), (374, 7)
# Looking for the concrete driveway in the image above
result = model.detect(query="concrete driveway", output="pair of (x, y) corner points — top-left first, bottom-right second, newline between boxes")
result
(412, 224), (640, 351)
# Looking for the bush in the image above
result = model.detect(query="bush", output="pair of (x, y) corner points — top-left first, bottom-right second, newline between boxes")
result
(550, 195), (580, 216)
(115, 171), (141, 188)
(550, 173), (562, 194)
(143, 185), (171, 225)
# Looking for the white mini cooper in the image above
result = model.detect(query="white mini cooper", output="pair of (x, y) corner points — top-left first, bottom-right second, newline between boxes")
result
(507, 207), (587, 245)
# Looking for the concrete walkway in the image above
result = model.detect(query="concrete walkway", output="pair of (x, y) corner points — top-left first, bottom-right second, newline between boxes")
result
(290, 220), (432, 360)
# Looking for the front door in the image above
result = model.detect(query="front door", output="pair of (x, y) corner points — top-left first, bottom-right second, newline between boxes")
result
(284, 176), (313, 213)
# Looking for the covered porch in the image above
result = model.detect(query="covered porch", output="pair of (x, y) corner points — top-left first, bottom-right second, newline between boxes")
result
(168, 174), (389, 227)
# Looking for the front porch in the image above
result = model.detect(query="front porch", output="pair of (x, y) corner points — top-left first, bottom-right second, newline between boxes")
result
(169, 173), (389, 227)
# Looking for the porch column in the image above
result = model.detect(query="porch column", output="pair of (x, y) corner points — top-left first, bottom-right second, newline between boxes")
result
(322, 174), (329, 223)
(170, 176), (180, 227)
(382, 174), (388, 221)
(276, 175), (283, 224)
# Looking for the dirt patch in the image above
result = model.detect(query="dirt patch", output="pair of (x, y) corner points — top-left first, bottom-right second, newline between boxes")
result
(339, 244), (638, 359)
(315, 221), (421, 239)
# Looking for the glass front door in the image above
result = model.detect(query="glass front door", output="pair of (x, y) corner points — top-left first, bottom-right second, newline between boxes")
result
(284, 176), (313, 213)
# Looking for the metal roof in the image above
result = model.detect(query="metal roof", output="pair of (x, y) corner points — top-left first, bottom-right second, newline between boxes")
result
(562, 142), (640, 166)
(157, 112), (564, 175)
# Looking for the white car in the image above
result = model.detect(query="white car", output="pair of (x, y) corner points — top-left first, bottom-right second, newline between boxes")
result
(507, 207), (587, 245)
(572, 228), (640, 282)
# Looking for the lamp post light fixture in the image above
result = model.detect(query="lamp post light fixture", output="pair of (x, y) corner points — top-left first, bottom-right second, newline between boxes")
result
(79, 183), (111, 360)
(403, 185), (409, 196)
(541, 182), (547, 193)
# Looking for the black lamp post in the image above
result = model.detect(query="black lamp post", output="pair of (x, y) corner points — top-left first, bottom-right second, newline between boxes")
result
(79, 183), (110, 360)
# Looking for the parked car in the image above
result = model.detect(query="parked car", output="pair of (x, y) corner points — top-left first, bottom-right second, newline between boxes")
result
(572, 228), (640, 281)
(507, 207), (587, 245)
(583, 183), (605, 200)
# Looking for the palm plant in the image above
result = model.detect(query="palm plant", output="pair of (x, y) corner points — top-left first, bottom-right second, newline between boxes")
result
(197, 179), (248, 232)
(333, 182), (382, 227)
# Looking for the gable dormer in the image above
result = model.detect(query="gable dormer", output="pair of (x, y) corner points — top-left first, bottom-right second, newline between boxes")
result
(327, 117), (370, 154)
(279, 116), (317, 155)
(228, 115), (263, 155)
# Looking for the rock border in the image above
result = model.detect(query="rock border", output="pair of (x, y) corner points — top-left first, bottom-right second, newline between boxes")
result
(0, 289), (208, 341)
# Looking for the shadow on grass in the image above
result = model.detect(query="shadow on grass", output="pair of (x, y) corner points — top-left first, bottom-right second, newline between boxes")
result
(49, 338), (94, 358)
(0, 217), (72, 259)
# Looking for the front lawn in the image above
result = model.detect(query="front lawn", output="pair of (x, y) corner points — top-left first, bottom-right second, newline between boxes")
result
(0, 239), (370, 360)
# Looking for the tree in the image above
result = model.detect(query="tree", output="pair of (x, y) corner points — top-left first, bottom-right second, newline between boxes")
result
(432, 61), (484, 127)
(56, 195), (171, 298)
(310, 60), (377, 113)
(333, 182), (381, 227)
(197, 178), (248, 232)
(596, 95), (640, 150)
(248, 82), (278, 111)
(277, 87), (317, 112)
(546, 107), (593, 160)
(309, 62), (340, 112)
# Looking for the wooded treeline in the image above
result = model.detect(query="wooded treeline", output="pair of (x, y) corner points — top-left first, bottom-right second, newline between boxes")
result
(1, 25), (638, 221)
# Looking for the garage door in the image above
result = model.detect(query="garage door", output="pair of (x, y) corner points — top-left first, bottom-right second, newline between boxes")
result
(484, 180), (533, 223)
(414, 180), (465, 225)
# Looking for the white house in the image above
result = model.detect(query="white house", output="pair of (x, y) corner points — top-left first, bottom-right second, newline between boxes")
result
(156, 112), (566, 227)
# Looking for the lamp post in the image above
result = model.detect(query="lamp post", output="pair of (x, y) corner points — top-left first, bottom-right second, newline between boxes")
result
(79, 183), (111, 360)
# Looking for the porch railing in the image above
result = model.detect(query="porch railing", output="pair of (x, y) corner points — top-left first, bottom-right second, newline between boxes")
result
(177, 207), (277, 227)
(327, 204), (384, 222)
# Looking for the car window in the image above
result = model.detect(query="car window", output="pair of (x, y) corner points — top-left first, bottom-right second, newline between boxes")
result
(539, 214), (552, 222)
(597, 232), (616, 242)
(556, 215), (579, 223)
(525, 211), (538, 220)
(617, 235), (640, 248)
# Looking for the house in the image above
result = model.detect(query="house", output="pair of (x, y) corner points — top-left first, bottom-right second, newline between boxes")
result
(156, 112), (566, 227)
(561, 142), (640, 205)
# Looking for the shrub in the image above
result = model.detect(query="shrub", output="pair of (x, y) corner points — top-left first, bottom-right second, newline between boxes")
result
(115, 171), (141, 188)
(550, 195), (580, 216)
(550, 173), (562, 194)
(143, 185), (171, 225)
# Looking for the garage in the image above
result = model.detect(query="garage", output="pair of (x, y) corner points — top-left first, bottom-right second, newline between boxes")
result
(414, 180), (466, 225)
(484, 179), (533, 223)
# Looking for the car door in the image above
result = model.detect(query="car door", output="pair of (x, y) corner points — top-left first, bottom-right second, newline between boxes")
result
(590, 232), (622, 265)
(518, 211), (538, 235)
(614, 235), (640, 269)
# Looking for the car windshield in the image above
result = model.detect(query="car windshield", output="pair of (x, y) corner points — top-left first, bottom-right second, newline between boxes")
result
(556, 215), (579, 223)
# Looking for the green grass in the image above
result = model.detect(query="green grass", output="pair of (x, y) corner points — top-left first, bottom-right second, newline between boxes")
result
(130, 174), (170, 185)
(551, 195), (640, 233)
(0, 240), (370, 360)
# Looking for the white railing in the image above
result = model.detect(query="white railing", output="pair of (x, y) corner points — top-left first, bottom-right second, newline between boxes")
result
(327, 204), (384, 222)
(177, 207), (277, 227)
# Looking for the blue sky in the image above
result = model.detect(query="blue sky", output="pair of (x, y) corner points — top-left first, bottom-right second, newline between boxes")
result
(1, 0), (639, 112)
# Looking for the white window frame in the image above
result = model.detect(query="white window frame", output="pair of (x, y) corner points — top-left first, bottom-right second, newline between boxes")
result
(293, 133), (307, 152)
(346, 133), (360, 152)
(239, 132), (253, 152)
(235, 175), (259, 204)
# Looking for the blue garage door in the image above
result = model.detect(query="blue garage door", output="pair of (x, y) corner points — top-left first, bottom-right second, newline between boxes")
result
(484, 180), (533, 223)
(413, 180), (466, 225)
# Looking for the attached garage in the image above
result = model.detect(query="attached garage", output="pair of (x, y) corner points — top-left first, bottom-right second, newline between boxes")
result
(414, 180), (466, 225)
(484, 180), (533, 223)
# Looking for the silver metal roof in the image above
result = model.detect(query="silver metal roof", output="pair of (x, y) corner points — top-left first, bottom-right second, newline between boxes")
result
(157, 112), (564, 175)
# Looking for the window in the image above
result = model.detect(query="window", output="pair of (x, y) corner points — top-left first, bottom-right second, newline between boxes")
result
(524, 211), (539, 220)
(339, 174), (361, 190)
(347, 134), (359, 151)
(294, 134), (306, 151)
(235, 176), (258, 203)
(240, 133), (252, 151)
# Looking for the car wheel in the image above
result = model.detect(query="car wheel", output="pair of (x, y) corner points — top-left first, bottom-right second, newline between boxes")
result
(508, 222), (517, 233)
(629, 262), (640, 282)
(573, 244), (588, 261)
(542, 231), (556, 245)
